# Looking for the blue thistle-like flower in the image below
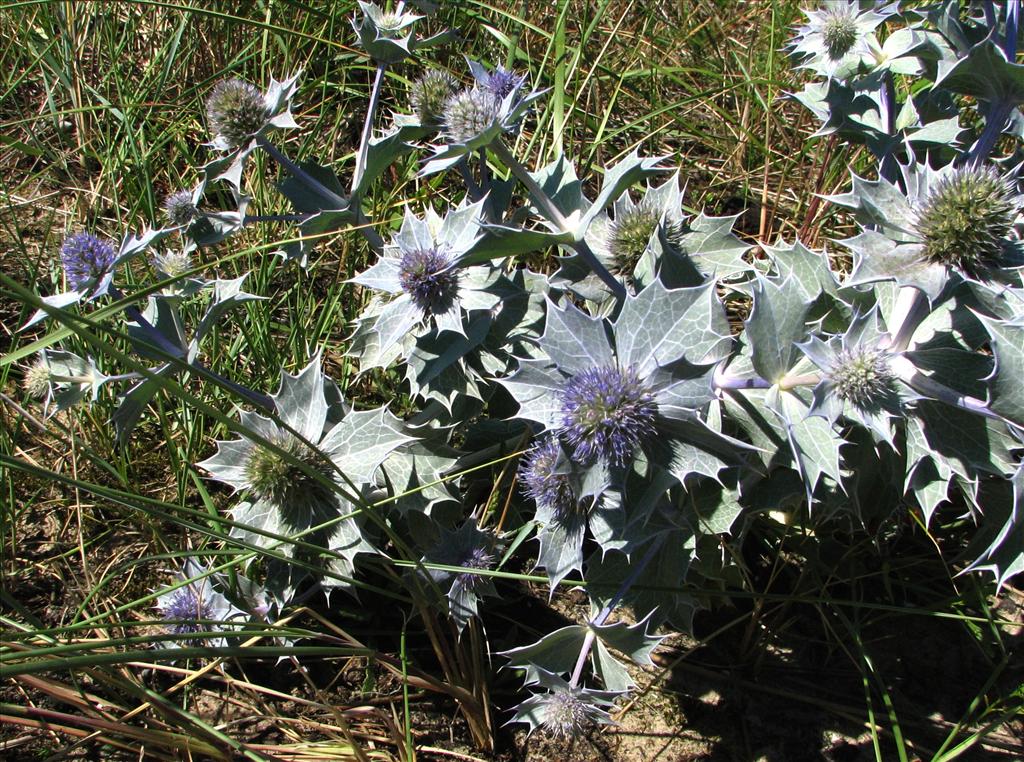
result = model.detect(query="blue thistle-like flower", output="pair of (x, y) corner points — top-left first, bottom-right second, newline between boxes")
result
(561, 365), (658, 468)
(481, 66), (525, 99)
(520, 435), (577, 518)
(914, 166), (1016, 275)
(540, 689), (592, 739)
(828, 346), (896, 411)
(454, 544), (495, 592)
(398, 245), (461, 315)
(152, 249), (193, 279)
(163, 190), (198, 227)
(410, 70), (458, 123)
(442, 87), (500, 145)
(206, 78), (267, 151)
(161, 586), (215, 635)
(60, 232), (116, 291)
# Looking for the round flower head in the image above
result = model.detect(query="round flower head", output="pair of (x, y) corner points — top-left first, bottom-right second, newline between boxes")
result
(410, 70), (458, 124)
(443, 88), (500, 145)
(61, 232), (116, 291)
(520, 435), (577, 519)
(914, 165), (1017, 276)
(244, 434), (337, 529)
(561, 365), (658, 467)
(398, 246), (461, 315)
(828, 345), (897, 411)
(152, 249), (193, 279)
(163, 190), (198, 227)
(161, 585), (215, 635)
(374, 11), (404, 33)
(608, 200), (684, 276)
(821, 6), (859, 59)
(206, 79), (267, 151)
(21, 357), (50, 399)
(454, 543), (495, 592)
(481, 66), (526, 99)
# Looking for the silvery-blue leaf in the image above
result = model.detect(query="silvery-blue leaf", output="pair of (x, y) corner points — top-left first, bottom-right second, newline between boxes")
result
(680, 212), (752, 282)
(910, 401), (1018, 480)
(501, 624), (588, 680)
(973, 313), (1024, 427)
(354, 121), (430, 199)
(191, 275), (265, 361)
(539, 297), (614, 375)
(321, 407), (416, 486)
(765, 239), (838, 302)
(935, 39), (1024, 105)
(841, 230), (949, 300)
(577, 150), (668, 236)
(278, 159), (347, 214)
(230, 499), (284, 553)
(745, 275), (810, 382)
(496, 358), (565, 428)
(530, 154), (585, 220)
(963, 466), (1024, 588)
(615, 280), (730, 377)
(128, 296), (185, 362)
(535, 520), (585, 591)
(275, 354), (329, 440)
(22, 289), (82, 330)
(465, 223), (573, 264)
(44, 350), (108, 413)
(112, 369), (173, 443)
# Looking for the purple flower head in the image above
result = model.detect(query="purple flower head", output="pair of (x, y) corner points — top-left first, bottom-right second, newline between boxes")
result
(561, 365), (658, 468)
(481, 66), (525, 99)
(455, 543), (494, 592)
(161, 586), (215, 635)
(520, 435), (577, 518)
(540, 689), (592, 739)
(61, 232), (116, 291)
(163, 190), (198, 227)
(398, 245), (460, 315)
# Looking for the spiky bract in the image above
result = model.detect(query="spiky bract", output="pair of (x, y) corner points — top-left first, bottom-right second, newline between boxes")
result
(443, 88), (499, 144)
(481, 66), (525, 99)
(61, 232), (116, 291)
(538, 690), (595, 739)
(206, 79), (267, 151)
(410, 70), (457, 124)
(829, 347), (896, 410)
(915, 166), (1016, 274)
(398, 246), (460, 314)
(164, 190), (198, 227)
(561, 366), (658, 467)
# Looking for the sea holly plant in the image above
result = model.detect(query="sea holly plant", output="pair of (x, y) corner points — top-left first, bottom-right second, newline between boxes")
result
(9, 0), (1024, 750)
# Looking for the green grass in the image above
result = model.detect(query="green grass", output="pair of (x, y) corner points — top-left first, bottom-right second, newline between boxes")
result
(1, 1), (1020, 761)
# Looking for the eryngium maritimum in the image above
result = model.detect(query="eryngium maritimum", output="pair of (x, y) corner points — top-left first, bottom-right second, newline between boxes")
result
(244, 435), (337, 527)
(538, 690), (595, 739)
(161, 586), (215, 635)
(822, 8), (859, 59)
(609, 201), (683, 276)
(152, 250), (193, 279)
(481, 66), (525, 99)
(21, 357), (50, 399)
(561, 365), (658, 467)
(443, 88), (499, 144)
(410, 70), (458, 124)
(398, 246), (460, 314)
(206, 79), (267, 151)
(61, 232), (116, 291)
(829, 346), (896, 410)
(520, 435), (577, 518)
(915, 166), (1016, 275)
(163, 190), (198, 227)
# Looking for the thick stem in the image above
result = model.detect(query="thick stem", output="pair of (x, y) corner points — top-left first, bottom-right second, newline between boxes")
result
(257, 136), (348, 209)
(712, 362), (773, 391)
(885, 287), (930, 352)
(890, 355), (1005, 422)
(491, 139), (626, 299)
(244, 213), (313, 224)
(568, 533), (666, 689)
(1006, 1), (1019, 60)
(967, 99), (1013, 167)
